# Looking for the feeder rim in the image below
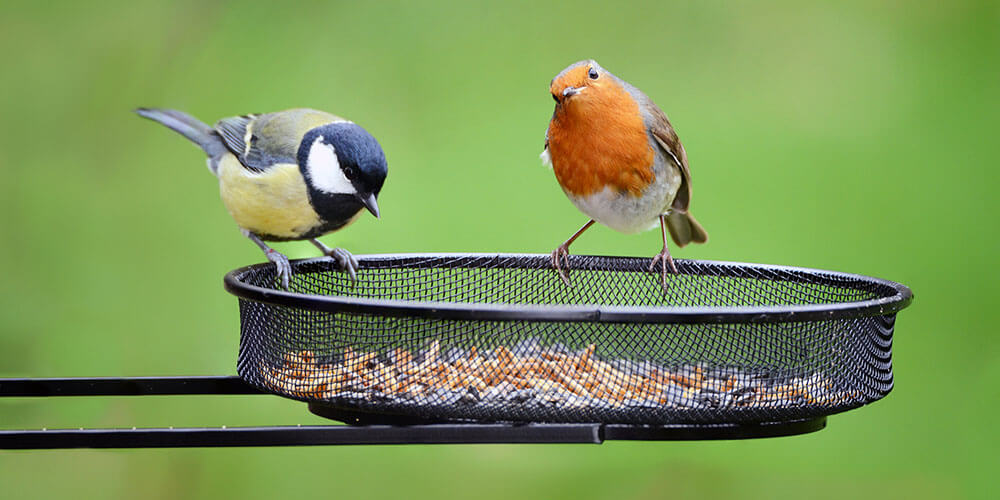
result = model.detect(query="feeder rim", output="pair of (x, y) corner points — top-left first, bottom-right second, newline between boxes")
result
(223, 253), (913, 324)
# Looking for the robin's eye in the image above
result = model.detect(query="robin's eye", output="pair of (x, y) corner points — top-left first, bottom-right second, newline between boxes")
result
(552, 93), (559, 103)
(588, 68), (599, 80)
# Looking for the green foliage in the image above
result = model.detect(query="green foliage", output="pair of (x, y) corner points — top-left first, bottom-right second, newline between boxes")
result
(1, 1), (996, 498)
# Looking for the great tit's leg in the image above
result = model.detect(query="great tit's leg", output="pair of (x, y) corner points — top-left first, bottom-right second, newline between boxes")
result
(309, 238), (333, 256)
(649, 214), (678, 290)
(242, 229), (292, 290)
(551, 219), (595, 286)
(310, 239), (358, 282)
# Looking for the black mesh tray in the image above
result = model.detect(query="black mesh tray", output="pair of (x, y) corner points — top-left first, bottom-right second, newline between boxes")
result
(224, 254), (912, 426)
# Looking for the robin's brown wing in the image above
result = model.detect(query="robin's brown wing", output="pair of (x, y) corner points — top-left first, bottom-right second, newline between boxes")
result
(648, 106), (708, 246)
(647, 107), (693, 212)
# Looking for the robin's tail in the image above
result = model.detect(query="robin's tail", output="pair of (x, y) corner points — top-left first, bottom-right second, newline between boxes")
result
(665, 210), (708, 248)
(135, 108), (227, 175)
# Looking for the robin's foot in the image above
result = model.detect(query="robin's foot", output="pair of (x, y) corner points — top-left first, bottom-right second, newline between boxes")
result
(551, 220), (596, 287)
(265, 248), (293, 290)
(649, 247), (678, 291)
(551, 244), (572, 286)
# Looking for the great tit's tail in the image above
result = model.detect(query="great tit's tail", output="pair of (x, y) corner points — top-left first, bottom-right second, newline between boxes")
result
(665, 210), (708, 248)
(135, 108), (227, 175)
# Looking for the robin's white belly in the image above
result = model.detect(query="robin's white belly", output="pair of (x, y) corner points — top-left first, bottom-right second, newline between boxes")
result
(564, 154), (682, 234)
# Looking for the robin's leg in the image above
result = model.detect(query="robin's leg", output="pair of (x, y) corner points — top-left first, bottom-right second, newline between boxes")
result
(243, 229), (292, 290)
(649, 213), (678, 290)
(551, 219), (595, 286)
(310, 239), (359, 282)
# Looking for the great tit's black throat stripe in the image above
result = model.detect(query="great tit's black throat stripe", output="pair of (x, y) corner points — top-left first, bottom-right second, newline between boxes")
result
(307, 194), (366, 237)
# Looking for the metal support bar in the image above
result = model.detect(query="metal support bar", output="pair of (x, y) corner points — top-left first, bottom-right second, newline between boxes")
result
(0, 424), (603, 449)
(0, 420), (826, 449)
(603, 418), (826, 441)
(0, 377), (827, 448)
(0, 376), (260, 397)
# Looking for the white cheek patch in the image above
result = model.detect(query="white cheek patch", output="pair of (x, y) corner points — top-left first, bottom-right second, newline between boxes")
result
(306, 137), (356, 195)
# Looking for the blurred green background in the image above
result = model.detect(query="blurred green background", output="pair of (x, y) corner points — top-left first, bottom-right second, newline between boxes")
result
(1, 0), (996, 498)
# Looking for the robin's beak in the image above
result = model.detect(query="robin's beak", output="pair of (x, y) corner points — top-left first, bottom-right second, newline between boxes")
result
(358, 192), (380, 219)
(562, 86), (584, 98)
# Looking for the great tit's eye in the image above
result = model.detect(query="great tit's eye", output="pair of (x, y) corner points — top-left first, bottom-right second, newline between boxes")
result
(588, 67), (599, 80)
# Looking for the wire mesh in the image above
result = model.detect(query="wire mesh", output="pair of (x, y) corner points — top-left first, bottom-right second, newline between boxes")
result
(227, 254), (910, 425)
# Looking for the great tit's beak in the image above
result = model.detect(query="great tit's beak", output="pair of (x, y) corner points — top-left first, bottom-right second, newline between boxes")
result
(359, 192), (380, 219)
(562, 86), (583, 98)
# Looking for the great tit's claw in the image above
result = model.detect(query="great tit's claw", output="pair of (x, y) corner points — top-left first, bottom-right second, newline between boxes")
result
(328, 247), (359, 282)
(266, 249), (292, 290)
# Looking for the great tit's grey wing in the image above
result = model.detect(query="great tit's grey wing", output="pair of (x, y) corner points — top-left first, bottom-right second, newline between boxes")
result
(216, 109), (347, 173)
(215, 115), (252, 157)
(214, 114), (267, 171)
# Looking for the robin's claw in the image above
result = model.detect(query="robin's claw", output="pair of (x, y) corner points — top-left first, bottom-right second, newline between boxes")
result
(550, 220), (595, 287)
(648, 251), (678, 274)
(551, 244), (572, 286)
(649, 248), (678, 292)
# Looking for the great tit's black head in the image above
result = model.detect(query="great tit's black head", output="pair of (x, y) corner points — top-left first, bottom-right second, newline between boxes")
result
(298, 122), (388, 219)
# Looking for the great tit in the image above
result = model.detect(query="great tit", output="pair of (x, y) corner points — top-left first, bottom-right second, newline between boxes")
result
(136, 108), (387, 289)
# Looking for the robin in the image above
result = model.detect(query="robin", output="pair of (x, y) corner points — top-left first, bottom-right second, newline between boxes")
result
(541, 59), (708, 288)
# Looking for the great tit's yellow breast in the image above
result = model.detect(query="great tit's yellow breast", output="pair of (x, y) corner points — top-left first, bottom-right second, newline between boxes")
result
(217, 154), (321, 240)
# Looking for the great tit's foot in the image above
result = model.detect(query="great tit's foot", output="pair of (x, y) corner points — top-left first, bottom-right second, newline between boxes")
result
(309, 239), (359, 281)
(649, 247), (678, 291)
(243, 229), (293, 290)
(265, 248), (293, 290)
(551, 244), (572, 286)
(328, 247), (359, 282)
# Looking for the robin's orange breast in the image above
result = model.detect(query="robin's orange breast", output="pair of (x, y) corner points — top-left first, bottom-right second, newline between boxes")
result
(548, 87), (655, 197)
